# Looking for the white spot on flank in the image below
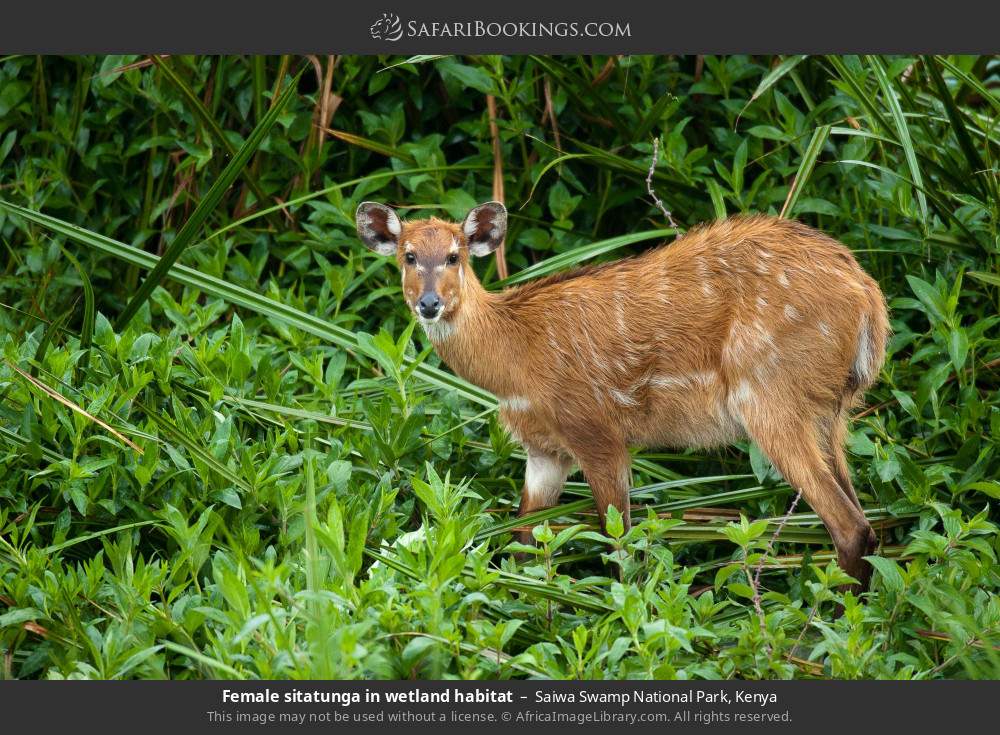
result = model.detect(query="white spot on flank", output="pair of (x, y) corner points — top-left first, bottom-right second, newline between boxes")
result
(784, 304), (800, 321)
(591, 383), (605, 404)
(545, 324), (561, 353)
(610, 387), (639, 407)
(577, 305), (610, 373)
(755, 260), (769, 275)
(733, 379), (754, 405)
(818, 321), (832, 337)
(659, 277), (671, 303)
(649, 371), (716, 390)
(756, 296), (768, 310)
(499, 396), (531, 411)
(724, 320), (774, 364)
(614, 292), (627, 334)
(649, 375), (687, 390)
(701, 282), (714, 297)
(777, 270), (790, 288)
(753, 320), (774, 347)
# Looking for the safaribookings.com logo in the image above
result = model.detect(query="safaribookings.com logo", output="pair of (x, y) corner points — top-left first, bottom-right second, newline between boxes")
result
(370, 13), (404, 41)
(369, 13), (631, 41)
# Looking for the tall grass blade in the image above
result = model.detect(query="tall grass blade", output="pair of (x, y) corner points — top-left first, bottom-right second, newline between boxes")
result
(780, 124), (830, 218)
(742, 55), (808, 113)
(59, 246), (95, 351)
(493, 229), (676, 288)
(866, 55), (929, 225)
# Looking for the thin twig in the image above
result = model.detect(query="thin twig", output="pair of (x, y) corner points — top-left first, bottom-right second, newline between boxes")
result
(788, 603), (820, 662)
(645, 138), (678, 229)
(750, 489), (803, 638)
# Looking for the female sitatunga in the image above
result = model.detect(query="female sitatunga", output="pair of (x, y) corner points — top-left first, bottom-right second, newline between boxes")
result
(356, 201), (889, 590)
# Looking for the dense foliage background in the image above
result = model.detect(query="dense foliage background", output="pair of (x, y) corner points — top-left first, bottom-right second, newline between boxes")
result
(0, 55), (998, 680)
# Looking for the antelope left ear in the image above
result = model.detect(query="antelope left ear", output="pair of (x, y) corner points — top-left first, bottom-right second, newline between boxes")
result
(462, 201), (507, 257)
(356, 201), (402, 255)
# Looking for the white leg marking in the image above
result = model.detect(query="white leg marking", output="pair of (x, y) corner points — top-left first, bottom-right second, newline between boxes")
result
(525, 452), (572, 507)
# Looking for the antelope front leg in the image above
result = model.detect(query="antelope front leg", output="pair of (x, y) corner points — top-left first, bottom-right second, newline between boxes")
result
(574, 443), (632, 536)
(516, 448), (573, 545)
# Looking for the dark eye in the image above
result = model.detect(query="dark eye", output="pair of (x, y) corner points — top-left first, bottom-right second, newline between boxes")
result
(404, 252), (416, 265)
(447, 253), (459, 266)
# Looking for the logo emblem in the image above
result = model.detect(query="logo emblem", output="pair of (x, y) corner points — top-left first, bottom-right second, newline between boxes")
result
(370, 12), (403, 41)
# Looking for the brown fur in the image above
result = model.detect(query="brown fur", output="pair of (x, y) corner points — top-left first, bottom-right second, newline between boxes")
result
(357, 204), (890, 592)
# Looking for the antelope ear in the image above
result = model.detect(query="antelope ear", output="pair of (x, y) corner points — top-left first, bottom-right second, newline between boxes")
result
(356, 202), (402, 255)
(462, 201), (507, 257)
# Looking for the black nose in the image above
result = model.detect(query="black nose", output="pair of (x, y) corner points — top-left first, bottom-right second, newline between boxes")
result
(417, 293), (442, 318)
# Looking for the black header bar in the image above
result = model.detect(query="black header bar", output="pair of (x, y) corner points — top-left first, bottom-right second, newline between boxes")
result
(2, 0), (999, 54)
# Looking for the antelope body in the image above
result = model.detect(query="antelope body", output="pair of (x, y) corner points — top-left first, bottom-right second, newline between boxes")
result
(356, 201), (889, 590)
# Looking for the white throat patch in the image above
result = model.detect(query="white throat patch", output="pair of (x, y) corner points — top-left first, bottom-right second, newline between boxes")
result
(420, 317), (455, 343)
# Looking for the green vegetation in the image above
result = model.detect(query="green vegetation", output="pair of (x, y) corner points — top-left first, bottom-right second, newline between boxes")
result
(0, 55), (998, 680)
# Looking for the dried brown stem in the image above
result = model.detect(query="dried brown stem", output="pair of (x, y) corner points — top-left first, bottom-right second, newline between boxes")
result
(486, 94), (508, 280)
(542, 77), (563, 152)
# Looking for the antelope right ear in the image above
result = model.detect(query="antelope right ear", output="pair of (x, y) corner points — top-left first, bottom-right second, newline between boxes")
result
(356, 202), (402, 255)
(462, 201), (507, 257)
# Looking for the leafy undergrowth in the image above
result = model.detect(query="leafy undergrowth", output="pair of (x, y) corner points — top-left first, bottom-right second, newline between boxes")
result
(0, 54), (999, 679)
